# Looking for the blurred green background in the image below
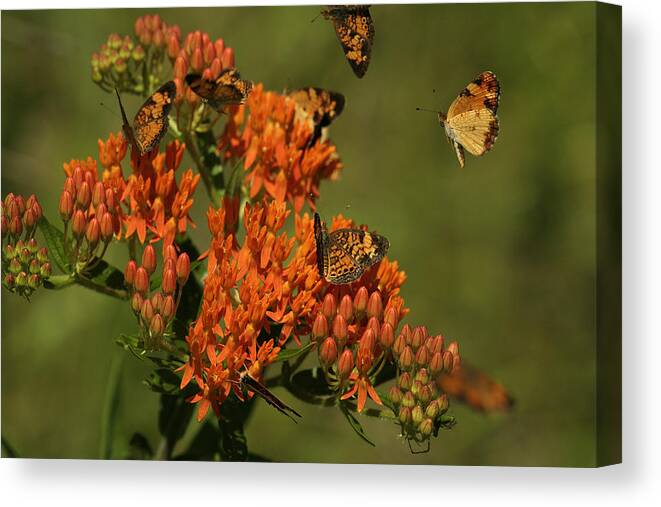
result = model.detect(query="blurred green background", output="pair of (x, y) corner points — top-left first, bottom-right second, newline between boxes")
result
(2, 3), (599, 465)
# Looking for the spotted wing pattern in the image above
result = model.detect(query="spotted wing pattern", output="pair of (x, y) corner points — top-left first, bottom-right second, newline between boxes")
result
(322, 5), (374, 78)
(443, 71), (500, 167)
(185, 68), (253, 111)
(116, 81), (176, 155)
(314, 212), (389, 285)
(290, 87), (345, 145)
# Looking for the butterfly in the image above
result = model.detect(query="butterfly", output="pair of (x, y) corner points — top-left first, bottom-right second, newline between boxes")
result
(322, 5), (374, 78)
(185, 68), (253, 111)
(437, 361), (513, 413)
(314, 212), (389, 285)
(420, 71), (500, 168)
(289, 87), (345, 146)
(115, 81), (176, 155)
(238, 372), (302, 422)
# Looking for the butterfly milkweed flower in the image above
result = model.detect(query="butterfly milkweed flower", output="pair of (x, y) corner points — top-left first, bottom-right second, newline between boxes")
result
(218, 84), (343, 213)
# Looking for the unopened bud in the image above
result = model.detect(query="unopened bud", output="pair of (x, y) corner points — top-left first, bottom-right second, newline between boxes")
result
(319, 337), (338, 366)
(131, 292), (143, 313)
(331, 313), (348, 343)
(412, 404), (424, 425)
(176, 253), (190, 285)
(353, 286), (369, 315)
(399, 345), (414, 371)
(85, 217), (100, 248)
(312, 313), (328, 340)
(141, 245), (157, 275)
(338, 294), (353, 323)
(149, 314), (164, 338)
(162, 268), (177, 295)
(337, 348), (354, 381)
(321, 293), (336, 320)
(398, 406), (412, 425)
(366, 291), (383, 319)
(389, 386), (403, 406)
(60, 189), (75, 221)
(398, 371), (412, 390)
(134, 266), (149, 294)
(71, 210), (87, 239)
(419, 418), (434, 437)
(380, 322), (395, 349)
(162, 295), (176, 321)
(140, 299), (154, 323)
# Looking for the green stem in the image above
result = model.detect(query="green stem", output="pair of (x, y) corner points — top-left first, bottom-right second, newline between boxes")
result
(75, 274), (129, 300)
(185, 132), (219, 207)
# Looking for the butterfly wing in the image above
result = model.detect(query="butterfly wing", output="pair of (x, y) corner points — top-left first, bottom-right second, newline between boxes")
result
(186, 69), (253, 111)
(290, 87), (345, 145)
(132, 81), (176, 155)
(241, 374), (302, 421)
(326, 240), (363, 284)
(324, 6), (374, 78)
(445, 71), (500, 161)
(331, 228), (389, 270)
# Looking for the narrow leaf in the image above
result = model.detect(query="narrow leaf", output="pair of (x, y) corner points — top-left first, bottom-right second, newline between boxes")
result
(275, 340), (314, 363)
(339, 401), (376, 447)
(37, 216), (69, 272)
(1, 436), (19, 458)
(127, 433), (153, 460)
(99, 352), (124, 459)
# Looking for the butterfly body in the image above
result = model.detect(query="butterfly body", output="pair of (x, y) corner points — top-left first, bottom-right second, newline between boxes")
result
(185, 68), (253, 111)
(289, 87), (345, 146)
(314, 212), (389, 285)
(239, 372), (301, 421)
(436, 71), (500, 168)
(322, 5), (374, 78)
(115, 81), (176, 155)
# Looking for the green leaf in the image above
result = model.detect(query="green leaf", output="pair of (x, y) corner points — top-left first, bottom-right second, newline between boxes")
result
(127, 433), (153, 460)
(99, 352), (124, 459)
(1, 436), (19, 458)
(144, 367), (183, 395)
(174, 421), (221, 461)
(339, 401), (376, 447)
(216, 396), (255, 462)
(285, 367), (335, 406)
(172, 237), (203, 339)
(79, 259), (127, 298)
(37, 216), (69, 272)
(275, 340), (314, 363)
(155, 394), (194, 460)
(115, 333), (146, 360)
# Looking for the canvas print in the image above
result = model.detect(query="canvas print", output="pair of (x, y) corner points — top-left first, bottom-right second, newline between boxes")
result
(1, 2), (621, 466)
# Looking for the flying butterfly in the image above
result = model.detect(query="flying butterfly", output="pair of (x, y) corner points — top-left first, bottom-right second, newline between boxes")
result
(289, 87), (345, 146)
(418, 71), (500, 168)
(314, 212), (389, 285)
(115, 81), (176, 155)
(321, 5), (374, 78)
(185, 68), (253, 111)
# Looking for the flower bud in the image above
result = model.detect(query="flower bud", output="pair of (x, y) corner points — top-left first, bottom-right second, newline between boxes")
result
(415, 368), (430, 385)
(71, 210), (87, 239)
(8, 258), (22, 274)
(419, 384), (433, 405)
(214, 38), (225, 59)
(209, 57), (221, 79)
(383, 306), (399, 329)
(142, 245), (157, 275)
(176, 253), (190, 285)
(132, 45), (146, 62)
(27, 237), (38, 254)
(399, 345), (414, 371)
(366, 316), (380, 340)
(331, 313), (348, 343)
(447, 340), (459, 358)
(415, 345), (430, 367)
(321, 293), (336, 320)
(39, 262), (51, 278)
(76, 181), (92, 209)
(162, 295), (176, 321)
(398, 406), (412, 425)
(429, 352), (443, 374)
(221, 47), (235, 68)
(366, 291), (383, 319)
(174, 55), (188, 80)
(411, 326), (426, 350)
(4, 244), (15, 260)
(191, 48), (204, 71)
(149, 314), (165, 338)
(15, 271), (28, 287)
(401, 390), (415, 409)
(124, 260), (137, 286)
(337, 348), (354, 381)
(338, 294), (353, 324)
(392, 332), (406, 356)
(425, 399), (440, 419)
(131, 292), (143, 313)
(167, 34), (180, 60)
(164, 243), (177, 260)
(92, 182), (105, 208)
(140, 299), (154, 323)
(400, 324), (412, 345)
(100, 212), (114, 242)
(37, 247), (49, 263)
(419, 418), (434, 437)
(28, 258), (40, 275)
(411, 380), (422, 398)
(312, 313), (328, 340)
(1, 215), (8, 239)
(3, 273), (15, 288)
(443, 351), (454, 372)
(162, 267), (177, 294)
(437, 394), (449, 413)
(429, 335), (444, 354)
(134, 266), (149, 294)
(353, 286), (369, 315)
(23, 209), (37, 233)
(389, 386), (403, 406)
(380, 322), (395, 349)
(411, 405), (424, 425)
(151, 291), (164, 313)
(9, 216), (23, 237)
(319, 337), (338, 366)
(27, 273), (40, 289)
(85, 217), (100, 248)
(398, 371), (412, 390)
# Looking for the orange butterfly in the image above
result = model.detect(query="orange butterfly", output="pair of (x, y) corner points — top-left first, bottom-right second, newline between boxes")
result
(289, 87), (345, 146)
(115, 81), (176, 155)
(322, 5), (374, 78)
(419, 71), (500, 168)
(185, 68), (253, 111)
(314, 213), (389, 285)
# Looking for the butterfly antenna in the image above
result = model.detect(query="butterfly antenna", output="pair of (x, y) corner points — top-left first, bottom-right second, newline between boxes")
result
(415, 107), (438, 114)
(99, 101), (120, 120)
(310, 11), (322, 23)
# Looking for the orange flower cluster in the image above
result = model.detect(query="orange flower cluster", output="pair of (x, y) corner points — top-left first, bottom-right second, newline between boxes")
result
(218, 84), (343, 213)
(180, 200), (324, 421)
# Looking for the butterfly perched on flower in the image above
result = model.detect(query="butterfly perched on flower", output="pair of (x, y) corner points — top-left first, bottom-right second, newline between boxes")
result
(314, 212), (389, 285)
(420, 71), (500, 168)
(185, 68), (253, 111)
(115, 81), (176, 155)
(289, 87), (345, 146)
(321, 5), (374, 78)
(239, 372), (302, 422)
